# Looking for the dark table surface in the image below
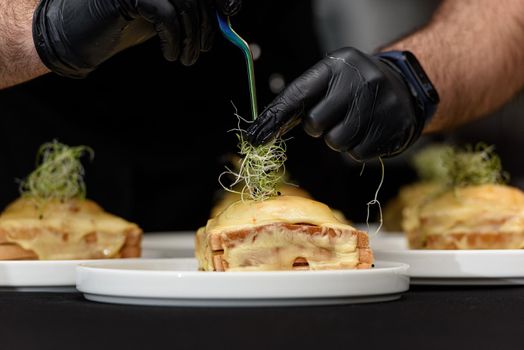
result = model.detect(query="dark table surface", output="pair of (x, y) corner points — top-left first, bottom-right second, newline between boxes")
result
(1, 285), (523, 350)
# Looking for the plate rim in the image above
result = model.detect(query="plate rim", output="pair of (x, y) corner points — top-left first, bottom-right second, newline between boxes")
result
(373, 235), (524, 282)
(76, 258), (411, 306)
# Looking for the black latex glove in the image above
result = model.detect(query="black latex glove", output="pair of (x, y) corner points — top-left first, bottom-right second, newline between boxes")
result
(246, 47), (436, 161)
(33, 0), (242, 78)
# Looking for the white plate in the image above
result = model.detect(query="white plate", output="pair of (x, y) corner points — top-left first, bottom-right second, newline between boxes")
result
(0, 231), (195, 292)
(0, 231), (194, 291)
(372, 233), (524, 285)
(0, 259), (129, 292)
(76, 258), (410, 307)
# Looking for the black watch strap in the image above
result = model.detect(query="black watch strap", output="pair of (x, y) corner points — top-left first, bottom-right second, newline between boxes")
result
(376, 50), (439, 125)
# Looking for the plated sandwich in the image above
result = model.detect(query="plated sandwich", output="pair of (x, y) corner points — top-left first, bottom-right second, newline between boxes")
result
(200, 122), (371, 271)
(414, 184), (524, 249)
(0, 198), (142, 260)
(406, 144), (523, 249)
(196, 195), (372, 271)
(0, 141), (142, 260)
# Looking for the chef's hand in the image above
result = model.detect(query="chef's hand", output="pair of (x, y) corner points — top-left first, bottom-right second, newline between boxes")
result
(246, 47), (436, 161)
(33, 0), (241, 78)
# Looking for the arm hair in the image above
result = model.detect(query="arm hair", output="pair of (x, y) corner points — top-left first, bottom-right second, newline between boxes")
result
(0, 0), (49, 89)
(385, 0), (524, 132)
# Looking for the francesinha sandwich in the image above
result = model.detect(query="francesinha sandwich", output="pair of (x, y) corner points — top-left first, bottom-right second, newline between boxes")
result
(406, 144), (524, 249)
(0, 141), (142, 260)
(414, 184), (524, 249)
(196, 195), (373, 271)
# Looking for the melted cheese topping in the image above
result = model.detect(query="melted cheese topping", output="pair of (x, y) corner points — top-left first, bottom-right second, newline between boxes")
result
(0, 198), (140, 260)
(418, 184), (524, 236)
(206, 195), (351, 234)
(211, 185), (312, 217)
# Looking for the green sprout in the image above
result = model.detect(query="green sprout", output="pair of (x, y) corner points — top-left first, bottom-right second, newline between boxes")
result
(220, 132), (287, 201)
(19, 140), (94, 202)
(442, 143), (508, 187)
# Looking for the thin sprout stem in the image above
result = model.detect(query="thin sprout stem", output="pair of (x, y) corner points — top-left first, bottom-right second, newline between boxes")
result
(359, 162), (366, 177)
(366, 157), (384, 235)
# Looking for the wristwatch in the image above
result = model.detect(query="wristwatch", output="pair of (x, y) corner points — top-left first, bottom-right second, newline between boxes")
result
(376, 50), (440, 125)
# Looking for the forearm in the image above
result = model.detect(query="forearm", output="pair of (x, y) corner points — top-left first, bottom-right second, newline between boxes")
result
(0, 0), (49, 90)
(385, 0), (524, 132)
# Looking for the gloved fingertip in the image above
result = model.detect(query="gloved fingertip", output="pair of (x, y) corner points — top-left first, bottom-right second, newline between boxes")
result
(161, 47), (179, 62)
(303, 123), (322, 138)
(201, 32), (215, 52)
(217, 0), (242, 16)
(163, 52), (178, 62)
(245, 125), (270, 147)
(347, 148), (377, 162)
(181, 50), (199, 66)
(248, 134), (265, 147)
(158, 33), (180, 62)
(244, 127), (259, 146)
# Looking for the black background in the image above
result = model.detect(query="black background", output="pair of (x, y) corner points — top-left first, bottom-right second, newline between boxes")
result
(1, 286), (523, 350)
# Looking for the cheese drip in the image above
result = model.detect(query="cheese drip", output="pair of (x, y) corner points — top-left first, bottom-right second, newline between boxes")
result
(0, 198), (137, 260)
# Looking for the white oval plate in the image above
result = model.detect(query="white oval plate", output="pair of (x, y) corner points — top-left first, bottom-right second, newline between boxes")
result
(76, 258), (410, 307)
(373, 233), (524, 285)
(0, 232), (194, 291)
(0, 259), (133, 292)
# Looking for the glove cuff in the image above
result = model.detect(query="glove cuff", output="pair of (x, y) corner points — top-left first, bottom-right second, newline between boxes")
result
(33, 0), (94, 79)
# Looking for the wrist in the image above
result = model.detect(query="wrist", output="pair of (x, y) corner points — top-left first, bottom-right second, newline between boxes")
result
(24, 2), (49, 75)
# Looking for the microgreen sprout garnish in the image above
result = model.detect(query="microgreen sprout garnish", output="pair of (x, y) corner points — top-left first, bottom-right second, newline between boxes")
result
(19, 140), (94, 203)
(219, 108), (288, 201)
(442, 143), (508, 187)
